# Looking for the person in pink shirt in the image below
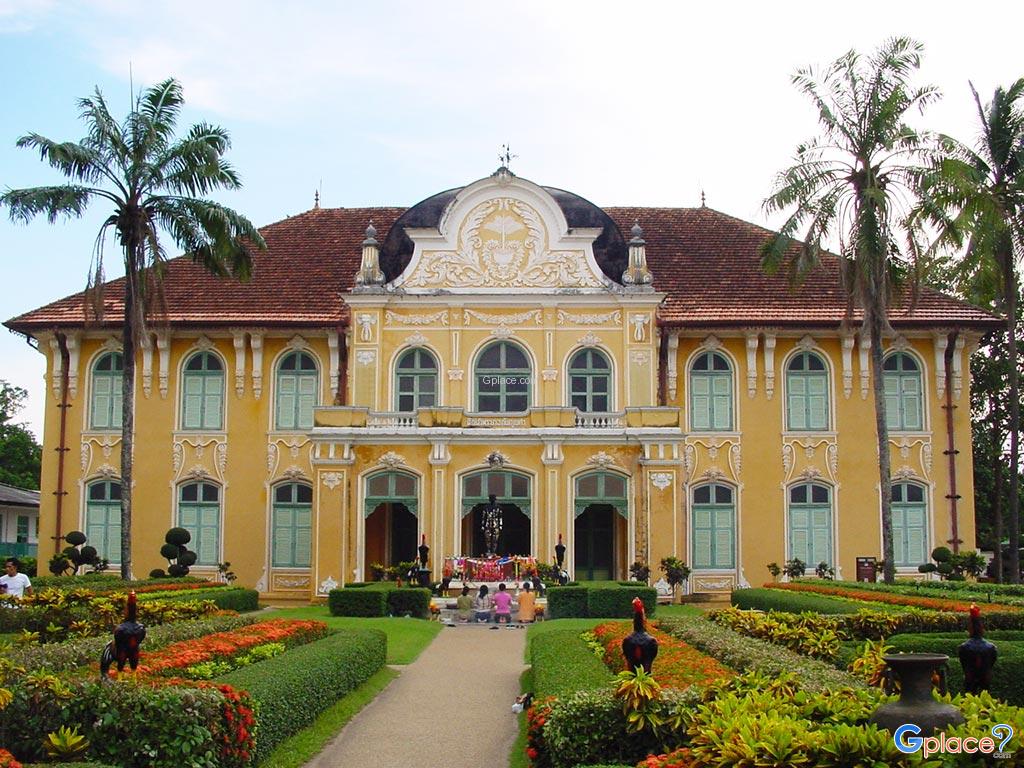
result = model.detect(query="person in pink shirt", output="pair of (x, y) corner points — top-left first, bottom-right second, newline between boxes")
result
(493, 582), (513, 624)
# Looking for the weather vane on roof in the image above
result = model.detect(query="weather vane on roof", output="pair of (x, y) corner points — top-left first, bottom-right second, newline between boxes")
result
(499, 143), (517, 169)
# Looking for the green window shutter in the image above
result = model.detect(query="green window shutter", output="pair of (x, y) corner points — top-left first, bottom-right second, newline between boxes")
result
(204, 374), (223, 429)
(713, 508), (734, 568)
(903, 377), (922, 430)
(92, 375), (112, 429)
(787, 375), (806, 430)
(691, 375), (711, 430)
(86, 504), (107, 555)
(295, 509), (312, 567)
(712, 375), (731, 431)
(273, 509), (295, 567)
(183, 376), (204, 429)
(884, 376), (901, 429)
(297, 375), (316, 429)
(277, 375), (297, 430)
(810, 507), (832, 565)
(807, 376), (828, 430)
(693, 529), (713, 569)
(197, 504), (219, 565)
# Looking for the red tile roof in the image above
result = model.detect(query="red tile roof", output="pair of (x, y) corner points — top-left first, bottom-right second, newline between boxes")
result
(5, 204), (999, 333)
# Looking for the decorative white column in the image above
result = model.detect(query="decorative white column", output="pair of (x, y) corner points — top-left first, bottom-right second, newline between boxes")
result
(141, 333), (153, 398)
(232, 330), (247, 398)
(858, 333), (871, 400)
(841, 334), (855, 399)
(933, 332), (949, 399)
(156, 331), (171, 399)
(250, 332), (264, 400)
(328, 331), (340, 400)
(66, 333), (80, 398)
(763, 334), (777, 400)
(951, 335), (966, 400)
(745, 333), (758, 398)
(48, 336), (64, 400)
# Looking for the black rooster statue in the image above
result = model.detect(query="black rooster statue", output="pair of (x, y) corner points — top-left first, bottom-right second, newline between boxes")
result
(958, 604), (997, 694)
(622, 596), (658, 674)
(100, 590), (147, 680)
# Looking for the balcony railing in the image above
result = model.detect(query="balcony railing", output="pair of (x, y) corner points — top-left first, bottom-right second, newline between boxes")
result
(0, 542), (38, 558)
(366, 412), (418, 428)
(575, 411), (626, 428)
(315, 405), (680, 430)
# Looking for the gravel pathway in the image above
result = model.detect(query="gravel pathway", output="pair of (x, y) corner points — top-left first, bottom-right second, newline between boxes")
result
(304, 624), (528, 768)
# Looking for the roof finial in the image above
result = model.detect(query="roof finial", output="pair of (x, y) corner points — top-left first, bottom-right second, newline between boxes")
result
(498, 143), (517, 170)
(700, 189), (706, 207)
(314, 189), (320, 209)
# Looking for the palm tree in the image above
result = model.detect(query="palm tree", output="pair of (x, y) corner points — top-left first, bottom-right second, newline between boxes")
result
(2, 79), (265, 579)
(761, 38), (939, 584)
(919, 79), (1024, 582)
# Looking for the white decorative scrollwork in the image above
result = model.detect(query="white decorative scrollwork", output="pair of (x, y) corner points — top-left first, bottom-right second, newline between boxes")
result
(80, 443), (91, 472)
(216, 443), (228, 476)
(695, 577), (733, 591)
(796, 334), (816, 352)
(186, 465), (209, 479)
(463, 308), (542, 326)
(557, 309), (621, 325)
(683, 444), (696, 477)
(923, 443), (933, 476)
(490, 326), (514, 339)
(318, 576), (338, 595)
(385, 310), (450, 326)
(894, 465), (918, 480)
(542, 368), (557, 381)
(96, 463), (117, 479)
(586, 451), (617, 469)
(356, 314), (376, 342)
(797, 466), (822, 481)
(377, 451), (406, 469)
(781, 443), (794, 479)
(630, 314), (650, 342)
(448, 369), (464, 381)
(578, 331), (601, 347)
(356, 350), (376, 366)
(276, 576), (311, 589)
(486, 450), (509, 468)
(701, 335), (723, 351)
(404, 332), (428, 346)
(404, 198), (606, 289)
(700, 467), (726, 482)
(283, 465), (305, 480)
(650, 472), (673, 490)
(194, 335), (215, 352)
(630, 350), (650, 366)
(729, 443), (742, 478)
(267, 444), (278, 474)
(173, 443), (184, 474)
(322, 472), (342, 490)
(827, 443), (838, 479)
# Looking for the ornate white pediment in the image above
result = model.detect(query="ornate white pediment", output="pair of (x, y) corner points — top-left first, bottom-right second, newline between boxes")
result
(393, 174), (613, 293)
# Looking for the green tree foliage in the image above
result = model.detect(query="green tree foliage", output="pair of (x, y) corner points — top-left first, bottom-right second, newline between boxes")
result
(2, 79), (265, 578)
(918, 78), (1024, 582)
(761, 38), (938, 583)
(0, 380), (41, 489)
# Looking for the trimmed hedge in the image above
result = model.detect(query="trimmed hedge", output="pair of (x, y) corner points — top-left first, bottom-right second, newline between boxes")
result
(1, 681), (243, 767)
(329, 587), (387, 617)
(9, 614), (260, 673)
(529, 628), (614, 697)
(158, 586), (259, 612)
(28, 574), (209, 592)
(547, 583), (655, 618)
(887, 633), (1024, 705)
(218, 627), (387, 764)
(327, 586), (430, 618)
(733, 587), (870, 614)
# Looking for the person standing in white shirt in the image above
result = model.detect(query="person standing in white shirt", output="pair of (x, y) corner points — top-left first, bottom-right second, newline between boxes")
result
(0, 558), (33, 598)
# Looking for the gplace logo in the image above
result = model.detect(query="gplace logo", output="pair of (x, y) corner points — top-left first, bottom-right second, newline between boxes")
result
(894, 723), (1014, 759)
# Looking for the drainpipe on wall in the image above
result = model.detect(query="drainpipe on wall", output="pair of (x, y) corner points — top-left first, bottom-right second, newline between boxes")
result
(657, 323), (668, 406)
(943, 331), (962, 553)
(53, 331), (71, 552)
(336, 325), (348, 406)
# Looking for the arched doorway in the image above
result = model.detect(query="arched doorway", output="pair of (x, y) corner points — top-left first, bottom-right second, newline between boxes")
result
(363, 471), (419, 577)
(574, 471), (628, 581)
(461, 470), (531, 556)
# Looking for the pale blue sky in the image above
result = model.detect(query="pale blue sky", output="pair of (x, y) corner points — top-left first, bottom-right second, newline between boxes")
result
(1, 0), (1021, 438)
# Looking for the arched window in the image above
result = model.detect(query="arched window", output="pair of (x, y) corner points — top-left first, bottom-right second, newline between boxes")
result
(892, 481), (928, 567)
(569, 348), (611, 412)
(272, 482), (312, 567)
(85, 479), (121, 562)
(884, 353), (923, 431)
(395, 348), (438, 412)
(690, 351), (733, 431)
(178, 481), (221, 565)
(475, 341), (530, 413)
(181, 352), (224, 430)
(692, 483), (735, 569)
(786, 351), (830, 431)
(90, 351), (123, 430)
(788, 482), (832, 567)
(276, 351), (318, 430)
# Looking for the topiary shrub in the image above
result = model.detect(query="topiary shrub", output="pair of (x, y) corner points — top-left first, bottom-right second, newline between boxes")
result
(548, 585), (589, 618)
(587, 585), (657, 618)
(329, 588), (387, 617)
(218, 628), (386, 764)
(386, 587), (431, 618)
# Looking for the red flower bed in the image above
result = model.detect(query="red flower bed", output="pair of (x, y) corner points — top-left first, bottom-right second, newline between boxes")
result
(137, 619), (328, 675)
(0, 749), (22, 768)
(765, 582), (1021, 613)
(135, 581), (228, 595)
(591, 621), (733, 690)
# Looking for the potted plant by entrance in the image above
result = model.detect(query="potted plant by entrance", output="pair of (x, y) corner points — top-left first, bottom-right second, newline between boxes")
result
(659, 557), (690, 603)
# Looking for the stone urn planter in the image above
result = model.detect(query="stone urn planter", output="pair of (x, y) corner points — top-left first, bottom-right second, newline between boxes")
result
(869, 653), (965, 736)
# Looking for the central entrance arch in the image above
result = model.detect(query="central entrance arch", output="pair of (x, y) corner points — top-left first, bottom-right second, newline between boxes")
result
(574, 471), (629, 580)
(363, 470), (419, 577)
(461, 470), (531, 556)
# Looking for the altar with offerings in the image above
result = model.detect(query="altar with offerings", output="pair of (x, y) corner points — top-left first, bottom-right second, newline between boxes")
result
(444, 555), (538, 583)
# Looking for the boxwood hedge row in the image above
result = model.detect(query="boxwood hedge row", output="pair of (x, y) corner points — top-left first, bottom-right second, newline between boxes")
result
(732, 587), (871, 614)
(218, 627), (387, 764)
(327, 586), (430, 618)
(547, 583), (656, 618)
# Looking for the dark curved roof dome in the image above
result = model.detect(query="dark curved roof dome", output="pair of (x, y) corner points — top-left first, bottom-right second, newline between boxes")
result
(379, 183), (628, 283)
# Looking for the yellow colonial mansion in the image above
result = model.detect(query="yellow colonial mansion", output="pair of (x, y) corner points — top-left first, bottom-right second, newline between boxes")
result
(6, 168), (999, 600)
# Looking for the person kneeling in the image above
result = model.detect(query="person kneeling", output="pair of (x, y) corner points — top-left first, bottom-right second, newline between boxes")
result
(493, 583), (513, 624)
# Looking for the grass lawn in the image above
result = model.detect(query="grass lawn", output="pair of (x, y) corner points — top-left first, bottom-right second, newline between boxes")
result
(654, 603), (706, 619)
(263, 605), (441, 664)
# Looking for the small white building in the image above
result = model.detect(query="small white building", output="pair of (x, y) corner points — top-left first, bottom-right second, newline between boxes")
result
(0, 483), (40, 559)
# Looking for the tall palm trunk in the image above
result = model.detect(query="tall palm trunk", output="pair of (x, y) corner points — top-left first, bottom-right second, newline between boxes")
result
(119, 247), (140, 580)
(1001, 244), (1021, 583)
(869, 306), (896, 583)
(992, 401), (1005, 580)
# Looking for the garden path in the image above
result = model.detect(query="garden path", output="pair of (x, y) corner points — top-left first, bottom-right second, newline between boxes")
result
(304, 623), (527, 768)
